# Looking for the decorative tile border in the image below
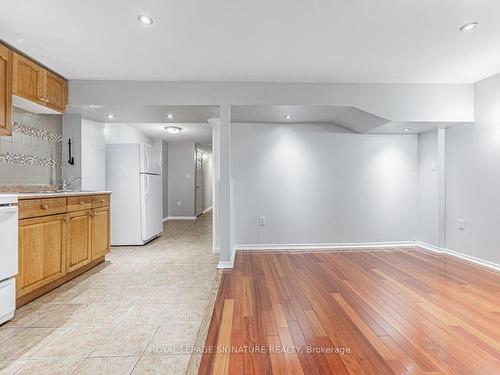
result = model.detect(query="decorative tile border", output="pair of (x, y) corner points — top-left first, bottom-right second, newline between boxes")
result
(0, 151), (62, 168)
(12, 122), (62, 143)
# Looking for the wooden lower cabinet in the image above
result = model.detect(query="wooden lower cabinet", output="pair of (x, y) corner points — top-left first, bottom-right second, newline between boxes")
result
(17, 214), (67, 298)
(91, 206), (110, 260)
(67, 210), (92, 272)
(16, 194), (111, 306)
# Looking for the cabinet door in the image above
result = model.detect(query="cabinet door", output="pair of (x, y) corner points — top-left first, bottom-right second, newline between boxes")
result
(45, 70), (67, 112)
(91, 207), (110, 260)
(17, 214), (67, 297)
(67, 210), (91, 272)
(0, 44), (12, 136)
(12, 52), (45, 105)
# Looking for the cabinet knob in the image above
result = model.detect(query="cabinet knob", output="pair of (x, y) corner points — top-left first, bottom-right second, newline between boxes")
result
(41, 204), (48, 209)
(101, 199), (105, 203)
(80, 201), (85, 205)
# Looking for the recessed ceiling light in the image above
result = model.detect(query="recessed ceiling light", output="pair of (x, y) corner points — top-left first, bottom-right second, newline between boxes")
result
(165, 126), (182, 134)
(138, 14), (154, 26)
(284, 114), (293, 119)
(166, 114), (175, 119)
(105, 114), (115, 119)
(403, 128), (412, 132)
(459, 22), (478, 32)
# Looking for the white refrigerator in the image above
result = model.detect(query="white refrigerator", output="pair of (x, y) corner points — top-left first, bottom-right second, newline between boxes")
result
(106, 144), (163, 245)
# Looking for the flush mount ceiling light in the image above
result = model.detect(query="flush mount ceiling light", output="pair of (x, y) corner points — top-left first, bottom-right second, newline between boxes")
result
(105, 114), (115, 119)
(284, 114), (293, 119)
(459, 22), (478, 32)
(138, 14), (154, 26)
(165, 126), (182, 134)
(403, 128), (412, 132)
(166, 114), (175, 119)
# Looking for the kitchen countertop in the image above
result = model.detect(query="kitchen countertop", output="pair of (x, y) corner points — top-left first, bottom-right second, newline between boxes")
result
(16, 191), (112, 200)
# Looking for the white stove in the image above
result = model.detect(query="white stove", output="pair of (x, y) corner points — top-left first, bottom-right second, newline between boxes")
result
(0, 194), (18, 325)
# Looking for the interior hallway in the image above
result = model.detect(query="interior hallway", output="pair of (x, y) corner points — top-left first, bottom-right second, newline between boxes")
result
(0, 212), (218, 375)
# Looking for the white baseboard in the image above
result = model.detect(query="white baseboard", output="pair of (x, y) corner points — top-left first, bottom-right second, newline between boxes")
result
(226, 241), (499, 273)
(167, 216), (197, 220)
(415, 241), (500, 272)
(202, 206), (213, 214)
(217, 260), (234, 268)
(235, 241), (415, 252)
(162, 217), (169, 222)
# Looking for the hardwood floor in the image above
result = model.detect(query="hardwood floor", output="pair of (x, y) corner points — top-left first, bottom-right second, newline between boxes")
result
(199, 249), (500, 374)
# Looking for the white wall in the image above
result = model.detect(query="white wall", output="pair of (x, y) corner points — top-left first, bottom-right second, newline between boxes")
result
(232, 123), (418, 246)
(69, 81), (474, 123)
(167, 142), (196, 217)
(81, 118), (105, 190)
(162, 141), (168, 220)
(62, 114), (82, 186)
(445, 72), (500, 265)
(62, 114), (105, 190)
(418, 130), (440, 246)
(104, 123), (153, 145)
(202, 153), (213, 211)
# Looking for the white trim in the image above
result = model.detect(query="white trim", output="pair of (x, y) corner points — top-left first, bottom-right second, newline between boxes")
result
(217, 260), (233, 268)
(235, 241), (415, 251)
(414, 241), (442, 253)
(166, 216), (197, 220)
(162, 217), (169, 222)
(415, 241), (500, 272)
(202, 206), (213, 214)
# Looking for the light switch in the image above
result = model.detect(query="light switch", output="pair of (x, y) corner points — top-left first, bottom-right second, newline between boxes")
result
(458, 219), (465, 230)
(177, 201), (182, 206)
(259, 216), (265, 226)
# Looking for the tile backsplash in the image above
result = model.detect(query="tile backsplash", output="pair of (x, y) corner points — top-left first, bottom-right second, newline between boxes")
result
(0, 107), (62, 189)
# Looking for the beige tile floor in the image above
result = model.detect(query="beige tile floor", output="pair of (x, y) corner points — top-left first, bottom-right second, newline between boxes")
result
(0, 212), (219, 375)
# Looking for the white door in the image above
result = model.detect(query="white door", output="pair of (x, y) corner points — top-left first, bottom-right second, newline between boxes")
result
(140, 144), (161, 175)
(195, 149), (204, 216)
(141, 174), (163, 242)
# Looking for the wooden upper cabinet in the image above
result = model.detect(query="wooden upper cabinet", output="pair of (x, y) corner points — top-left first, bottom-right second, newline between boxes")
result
(12, 51), (68, 113)
(12, 52), (45, 105)
(45, 70), (67, 112)
(0, 44), (12, 136)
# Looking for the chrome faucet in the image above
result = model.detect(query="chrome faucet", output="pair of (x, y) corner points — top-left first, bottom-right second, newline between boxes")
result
(62, 176), (81, 191)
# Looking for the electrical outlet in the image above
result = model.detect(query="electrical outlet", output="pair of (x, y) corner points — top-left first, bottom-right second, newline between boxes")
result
(458, 219), (465, 230)
(177, 201), (182, 206)
(259, 216), (266, 226)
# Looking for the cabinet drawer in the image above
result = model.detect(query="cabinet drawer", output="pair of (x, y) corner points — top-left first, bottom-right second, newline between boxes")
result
(18, 198), (67, 219)
(92, 195), (110, 208)
(67, 196), (92, 212)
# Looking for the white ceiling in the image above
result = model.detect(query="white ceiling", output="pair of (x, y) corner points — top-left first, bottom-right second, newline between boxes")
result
(231, 105), (388, 132)
(128, 123), (212, 145)
(1, 1), (499, 83)
(66, 105), (218, 123)
(231, 105), (466, 134)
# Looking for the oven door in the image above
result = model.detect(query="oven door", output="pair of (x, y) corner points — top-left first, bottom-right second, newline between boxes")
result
(0, 205), (18, 281)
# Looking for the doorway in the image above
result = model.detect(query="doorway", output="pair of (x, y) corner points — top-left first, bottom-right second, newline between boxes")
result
(195, 147), (204, 216)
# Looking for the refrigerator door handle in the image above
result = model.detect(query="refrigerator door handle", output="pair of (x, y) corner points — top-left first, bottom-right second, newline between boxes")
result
(144, 148), (150, 173)
(144, 174), (150, 198)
